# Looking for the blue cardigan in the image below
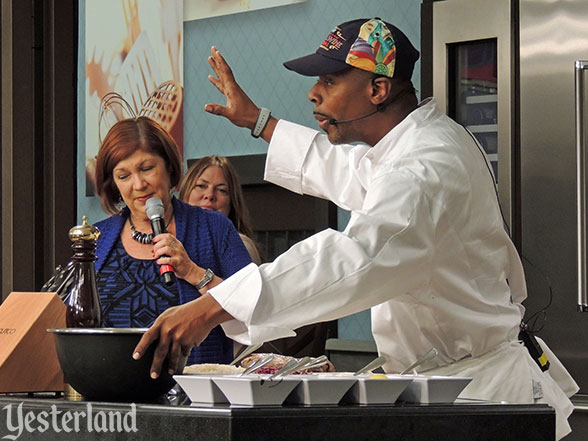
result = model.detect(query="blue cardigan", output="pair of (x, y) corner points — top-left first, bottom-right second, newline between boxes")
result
(94, 197), (252, 365)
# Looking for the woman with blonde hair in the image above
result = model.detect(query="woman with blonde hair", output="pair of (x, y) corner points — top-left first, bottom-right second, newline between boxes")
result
(179, 155), (262, 264)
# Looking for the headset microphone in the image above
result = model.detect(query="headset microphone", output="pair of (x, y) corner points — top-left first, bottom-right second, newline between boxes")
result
(328, 86), (414, 126)
(328, 106), (383, 125)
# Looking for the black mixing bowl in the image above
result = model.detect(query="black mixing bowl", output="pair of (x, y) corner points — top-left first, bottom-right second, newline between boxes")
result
(48, 328), (187, 402)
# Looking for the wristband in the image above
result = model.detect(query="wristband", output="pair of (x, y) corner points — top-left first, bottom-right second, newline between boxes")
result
(194, 268), (215, 290)
(251, 107), (271, 138)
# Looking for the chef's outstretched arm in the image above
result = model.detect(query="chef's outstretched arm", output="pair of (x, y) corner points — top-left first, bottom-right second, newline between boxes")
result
(132, 293), (234, 379)
(204, 46), (277, 143)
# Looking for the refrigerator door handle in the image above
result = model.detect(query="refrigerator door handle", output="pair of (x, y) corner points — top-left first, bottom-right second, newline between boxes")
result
(576, 60), (588, 311)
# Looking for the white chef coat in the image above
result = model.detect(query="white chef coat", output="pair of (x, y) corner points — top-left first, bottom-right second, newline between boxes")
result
(209, 98), (577, 439)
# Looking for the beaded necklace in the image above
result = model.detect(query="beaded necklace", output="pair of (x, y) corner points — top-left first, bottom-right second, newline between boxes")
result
(128, 214), (173, 244)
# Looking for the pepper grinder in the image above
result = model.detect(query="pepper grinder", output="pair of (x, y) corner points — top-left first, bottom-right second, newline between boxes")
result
(65, 216), (102, 328)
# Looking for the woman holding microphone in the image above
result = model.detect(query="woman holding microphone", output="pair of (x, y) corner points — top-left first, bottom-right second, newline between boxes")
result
(93, 116), (251, 365)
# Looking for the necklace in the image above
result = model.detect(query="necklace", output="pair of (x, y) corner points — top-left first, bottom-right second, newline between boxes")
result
(128, 214), (173, 244)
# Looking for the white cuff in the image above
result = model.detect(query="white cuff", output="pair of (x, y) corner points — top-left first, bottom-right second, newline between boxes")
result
(208, 263), (260, 325)
(264, 119), (318, 194)
(208, 262), (296, 345)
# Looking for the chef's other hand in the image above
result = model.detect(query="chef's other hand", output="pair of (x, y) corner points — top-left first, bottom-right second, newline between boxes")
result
(132, 294), (234, 379)
(205, 46), (276, 140)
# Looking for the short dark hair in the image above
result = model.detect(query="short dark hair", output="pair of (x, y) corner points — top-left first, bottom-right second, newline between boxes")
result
(95, 116), (182, 215)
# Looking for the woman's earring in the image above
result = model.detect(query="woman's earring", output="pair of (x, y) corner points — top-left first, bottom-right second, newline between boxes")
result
(115, 196), (126, 212)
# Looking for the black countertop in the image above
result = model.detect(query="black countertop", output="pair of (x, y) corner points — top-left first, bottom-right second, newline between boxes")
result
(0, 393), (555, 441)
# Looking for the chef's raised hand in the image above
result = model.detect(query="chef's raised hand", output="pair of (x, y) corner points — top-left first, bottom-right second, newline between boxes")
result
(133, 294), (234, 379)
(205, 46), (277, 142)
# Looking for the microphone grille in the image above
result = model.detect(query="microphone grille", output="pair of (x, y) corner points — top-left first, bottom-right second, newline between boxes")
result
(145, 197), (165, 220)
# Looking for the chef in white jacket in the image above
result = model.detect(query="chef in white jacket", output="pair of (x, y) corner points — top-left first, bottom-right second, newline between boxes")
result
(134, 18), (577, 439)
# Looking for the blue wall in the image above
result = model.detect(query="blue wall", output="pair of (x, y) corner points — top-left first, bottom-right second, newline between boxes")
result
(77, 0), (421, 341)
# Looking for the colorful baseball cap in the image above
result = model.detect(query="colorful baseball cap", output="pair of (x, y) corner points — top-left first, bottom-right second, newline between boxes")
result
(283, 18), (419, 80)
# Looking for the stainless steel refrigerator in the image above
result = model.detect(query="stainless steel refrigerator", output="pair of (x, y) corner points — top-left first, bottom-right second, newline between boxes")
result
(426, 0), (588, 437)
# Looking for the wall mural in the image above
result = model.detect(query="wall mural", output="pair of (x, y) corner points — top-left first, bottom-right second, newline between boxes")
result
(184, 0), (307, 21)
(84, 0), (183, 196)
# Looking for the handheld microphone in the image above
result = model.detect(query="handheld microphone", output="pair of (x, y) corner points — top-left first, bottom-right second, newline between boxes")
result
(145, 197), (175, 286)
